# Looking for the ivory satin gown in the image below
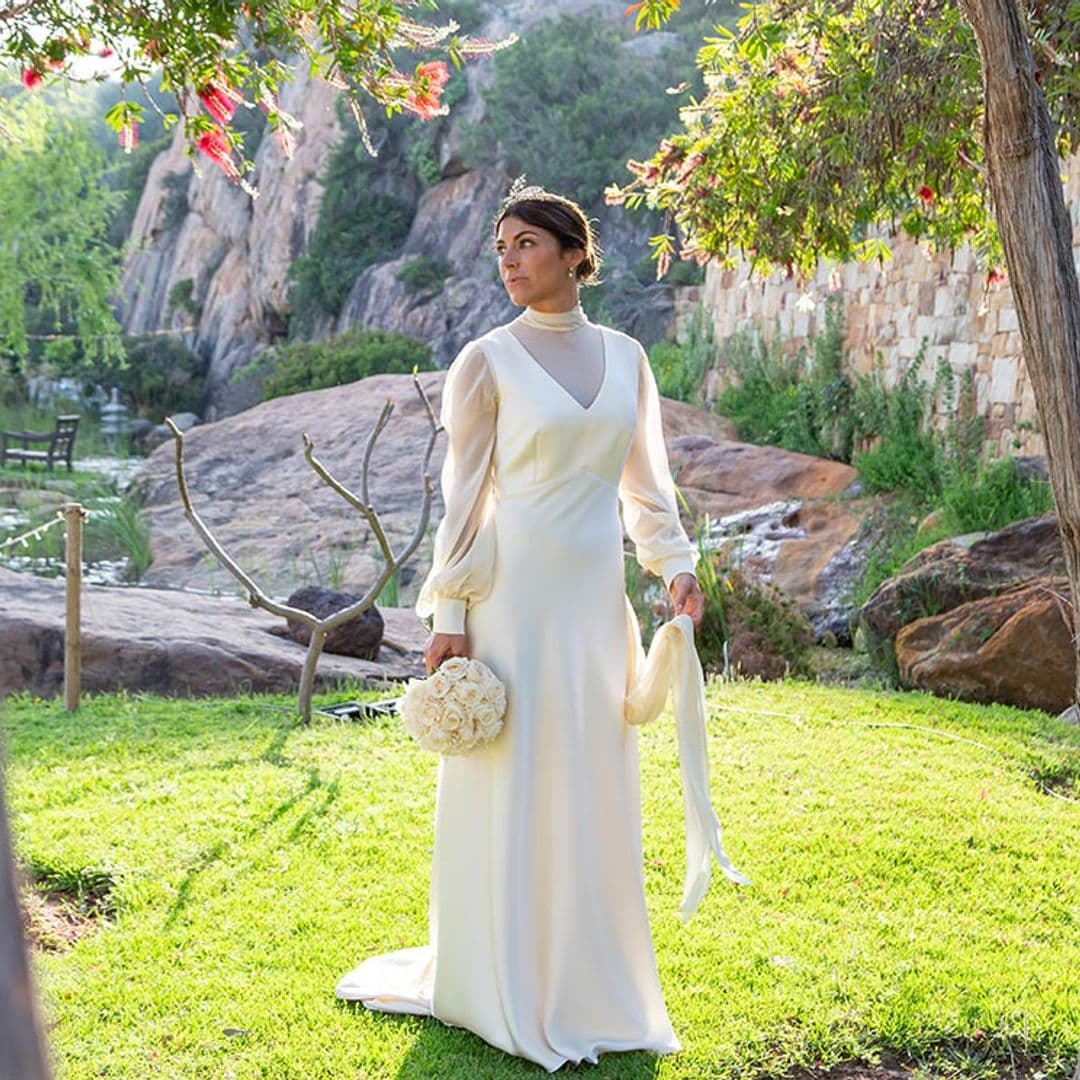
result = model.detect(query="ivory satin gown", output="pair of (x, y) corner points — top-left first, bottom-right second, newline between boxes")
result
(335, 302), (749, 1072)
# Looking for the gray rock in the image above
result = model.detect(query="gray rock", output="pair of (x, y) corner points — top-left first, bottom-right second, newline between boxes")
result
(272, 585), (385, 659)
(167, 412), (200, 431)
(0, 566), (426, 700)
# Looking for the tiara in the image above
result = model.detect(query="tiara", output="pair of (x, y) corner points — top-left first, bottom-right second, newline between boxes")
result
(497, 174), (561, 214)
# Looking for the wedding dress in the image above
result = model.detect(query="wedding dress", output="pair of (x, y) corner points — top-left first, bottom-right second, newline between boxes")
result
(335, 302), (749, 1072)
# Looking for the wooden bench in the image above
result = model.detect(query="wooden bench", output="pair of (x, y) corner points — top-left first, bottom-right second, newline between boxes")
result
(1, 414), (80, 471)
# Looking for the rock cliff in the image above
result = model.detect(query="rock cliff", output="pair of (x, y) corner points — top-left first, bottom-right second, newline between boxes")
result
(117, 0), (689, 420)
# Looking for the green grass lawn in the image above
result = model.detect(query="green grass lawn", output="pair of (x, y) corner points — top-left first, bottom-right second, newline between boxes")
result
(2, 681), (1078, 1079)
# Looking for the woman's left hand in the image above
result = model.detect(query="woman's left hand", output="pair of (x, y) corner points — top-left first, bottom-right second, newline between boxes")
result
(669, 572), (704, 632)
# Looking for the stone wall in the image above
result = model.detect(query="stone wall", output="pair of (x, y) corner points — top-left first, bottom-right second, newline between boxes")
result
(677, 152), (1080, 457)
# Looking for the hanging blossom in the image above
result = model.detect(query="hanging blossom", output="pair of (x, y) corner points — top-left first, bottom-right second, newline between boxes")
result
(21, 68), (43, 90)
(199, 78), (245, 125)
(196, 127), (242, 182)
(119, 118), (139, 153)
(386, 60), (450, 121)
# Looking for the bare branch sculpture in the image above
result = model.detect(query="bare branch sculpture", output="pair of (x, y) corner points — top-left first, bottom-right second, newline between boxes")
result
(166, 371), (443, 723)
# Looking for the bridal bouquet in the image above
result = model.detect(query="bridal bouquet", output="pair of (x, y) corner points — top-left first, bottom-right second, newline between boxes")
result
(398, 656), (507, 755)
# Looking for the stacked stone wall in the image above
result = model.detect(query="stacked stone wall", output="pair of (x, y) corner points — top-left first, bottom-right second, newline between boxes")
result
(675, 153), (1080, 458)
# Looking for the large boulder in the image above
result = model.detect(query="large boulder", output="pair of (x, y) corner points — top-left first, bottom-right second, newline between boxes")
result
(858, 513), (1064, 665)
(0, 567), (425, 700)
(669, 436), (869, 640)
(132, 370), (871, 639)
(130, 372), (734, 597)
(895, 576), (1074, 713)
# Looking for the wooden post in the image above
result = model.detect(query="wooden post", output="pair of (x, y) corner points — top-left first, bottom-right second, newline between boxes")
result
(62, 503), (84, 713)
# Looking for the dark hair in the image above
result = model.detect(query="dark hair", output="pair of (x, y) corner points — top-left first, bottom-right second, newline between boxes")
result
(492, 190), (603, 287)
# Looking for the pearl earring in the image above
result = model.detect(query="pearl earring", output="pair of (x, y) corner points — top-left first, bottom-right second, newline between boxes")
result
(568, 267), (575, 278)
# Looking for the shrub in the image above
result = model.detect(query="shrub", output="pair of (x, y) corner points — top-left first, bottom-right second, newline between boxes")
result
(715, 293), (852, 459)
(260, 327), (434, 401)
(396, 256), (454, 296)
(647, 301), (715, 405)
(695, 542), (815, 681)
(167, 278), (201, 320)
(942, 455), (1055, 534)
(159, 169), (192, 232)
(850, 347), (944, 495)
(286, 102), (416, 336)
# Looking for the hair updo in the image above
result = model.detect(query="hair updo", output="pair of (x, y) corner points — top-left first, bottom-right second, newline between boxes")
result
(492, 181), (604, 287)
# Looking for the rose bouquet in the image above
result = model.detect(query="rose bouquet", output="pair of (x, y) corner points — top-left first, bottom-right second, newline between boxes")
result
(398, 656), (507, 755)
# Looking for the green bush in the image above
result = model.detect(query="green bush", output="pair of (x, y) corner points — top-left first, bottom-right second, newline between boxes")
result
(942, 455), (1055, 534)
(110, 334), (208, 420)
(260, 327), (435, 401)
(159, 169), (192, 232)
(695, 540), (815, 681)
(850, 348), (944, 495)
(167, 278), (201, 320)
(647, 301), (715, 405)
(395, 255), (453, 296)
(286, 104), (416, 336)
(715, 293), (853, 459)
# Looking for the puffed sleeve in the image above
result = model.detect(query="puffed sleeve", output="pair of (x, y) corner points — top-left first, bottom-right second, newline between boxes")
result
(618, 342), (700, 589)
(414, 340), (498, 635)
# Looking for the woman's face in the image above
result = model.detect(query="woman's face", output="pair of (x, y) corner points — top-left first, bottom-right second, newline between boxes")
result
(494, 215), (581, 309)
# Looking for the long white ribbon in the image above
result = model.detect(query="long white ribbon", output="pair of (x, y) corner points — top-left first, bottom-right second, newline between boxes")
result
(624, 597), (751, 923)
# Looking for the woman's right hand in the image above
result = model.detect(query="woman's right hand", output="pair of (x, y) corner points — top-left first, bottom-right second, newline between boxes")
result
(424, 631), (471, 675)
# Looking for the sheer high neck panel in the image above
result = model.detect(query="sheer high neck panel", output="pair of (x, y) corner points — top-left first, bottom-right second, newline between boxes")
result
(516, 302), (588, 332)
(507, 303), (604, 410)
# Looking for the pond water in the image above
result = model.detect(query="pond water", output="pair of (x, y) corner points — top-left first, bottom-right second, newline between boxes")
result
(0, 453), (147, 586)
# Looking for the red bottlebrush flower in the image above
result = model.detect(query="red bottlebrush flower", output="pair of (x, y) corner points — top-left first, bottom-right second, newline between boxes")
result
(987, 266), (1008, 287)
(119, 120), (139, 153)
(418, 60), (450, 89)
(675, 151), (704, 184)
(21, 68), (43, 90)
(99, 47), (114, 58)
(656, 139), (684, 172)
(48, 57), (65, 70)
(199, 80), (244, 126)
(917, 184), (935, 206)
(196, 128), (241, 182)
(404, 61), (449, 120)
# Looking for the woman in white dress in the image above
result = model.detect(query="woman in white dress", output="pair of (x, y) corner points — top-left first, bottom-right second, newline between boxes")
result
(335, 181), (748, 1072)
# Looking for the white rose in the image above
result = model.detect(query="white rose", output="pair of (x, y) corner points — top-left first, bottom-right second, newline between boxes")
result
(426, 670), (452, 699)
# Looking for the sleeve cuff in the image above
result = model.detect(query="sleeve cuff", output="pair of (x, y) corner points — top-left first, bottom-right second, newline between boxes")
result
(660, 554), (698, 590)
(432, 596), (467, 635)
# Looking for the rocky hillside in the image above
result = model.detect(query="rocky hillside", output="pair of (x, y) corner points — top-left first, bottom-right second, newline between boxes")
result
(117, 0), (706, 420)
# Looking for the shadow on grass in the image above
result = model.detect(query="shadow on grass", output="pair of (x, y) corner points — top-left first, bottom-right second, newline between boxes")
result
(164, 720), (332, 928)
(336, 1000), (665, 1078)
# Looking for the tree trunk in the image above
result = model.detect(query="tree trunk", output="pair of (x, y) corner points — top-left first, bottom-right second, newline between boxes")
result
(0, 752), (52, 1080)
(958, 0), (1080, 708)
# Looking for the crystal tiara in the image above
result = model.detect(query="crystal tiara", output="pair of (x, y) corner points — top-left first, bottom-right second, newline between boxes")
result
(496, 174), (565, 217)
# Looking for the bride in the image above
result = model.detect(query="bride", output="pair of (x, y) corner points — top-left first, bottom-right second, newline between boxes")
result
(335, 179), (748, 1073)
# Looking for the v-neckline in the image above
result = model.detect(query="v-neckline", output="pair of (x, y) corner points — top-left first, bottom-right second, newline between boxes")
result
(502, 324), (608, 413)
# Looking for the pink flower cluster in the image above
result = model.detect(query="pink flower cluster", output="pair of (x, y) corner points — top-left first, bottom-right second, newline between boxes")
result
(386, 60), (450, 121)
